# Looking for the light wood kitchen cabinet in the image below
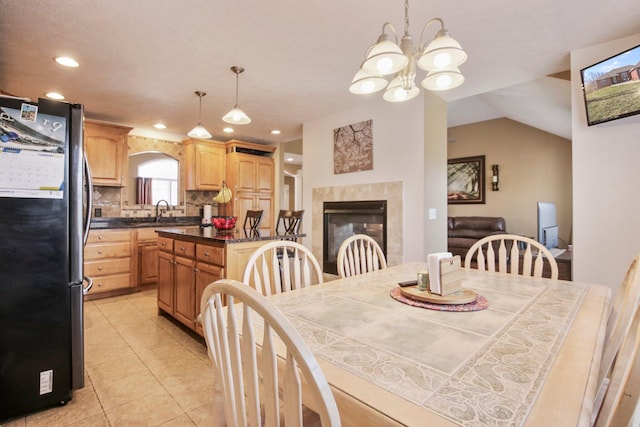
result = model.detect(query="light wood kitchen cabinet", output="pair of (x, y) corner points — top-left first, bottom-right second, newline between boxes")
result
(137, 228), (159, 285)
(156, 235), (224, 334)
(84, 229), (135, 296)
(157, 237), (174, 314)
(194, 244), (224, 335)
(84, 120), (132, 186)
(226, 140), (275, 230)
(183, 139), (226, 191)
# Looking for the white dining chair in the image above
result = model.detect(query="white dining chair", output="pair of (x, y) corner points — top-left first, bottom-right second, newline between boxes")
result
(593, 298), (640, 427)
(464, 234), (559, 280)
(200, 279), (341, 427)
(243, 240), (323, 296)
(336, 234), (387, 278)
(592, 255), (640, 425)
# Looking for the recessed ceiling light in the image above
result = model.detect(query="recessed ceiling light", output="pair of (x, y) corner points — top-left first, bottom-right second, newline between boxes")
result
(270, 129), (281, 135)
(286, 157), (294, 162)
(153, 122), (166, 129)
(223, 127), (234, 133)
(54, 56), (79, 67)
(45, 92), (65, 100)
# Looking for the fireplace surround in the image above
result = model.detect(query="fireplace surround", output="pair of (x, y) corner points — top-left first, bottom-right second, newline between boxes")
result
(312, 181), (402, 275)
(323, 200), (387, 274)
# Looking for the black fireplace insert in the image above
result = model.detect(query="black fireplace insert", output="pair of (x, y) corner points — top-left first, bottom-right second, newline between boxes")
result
(323, 200), (387, 274)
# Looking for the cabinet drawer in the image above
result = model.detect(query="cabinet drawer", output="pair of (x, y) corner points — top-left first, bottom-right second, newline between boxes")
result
(85, 258), (132, 276)
(174, 241), (195, 258)
(137, 228), (160, 242)
(89, 273), (132, 293)
(158, 237), (174, 252)
(196, 244), (224, 265)
(85, 242), (131, 260)
(87, 229), (132, 244)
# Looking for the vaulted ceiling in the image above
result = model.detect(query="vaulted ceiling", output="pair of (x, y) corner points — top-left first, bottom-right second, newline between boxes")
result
(1, 1), (638, 143)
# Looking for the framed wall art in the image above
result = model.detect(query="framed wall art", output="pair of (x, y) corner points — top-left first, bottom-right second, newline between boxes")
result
(447, 155), (485, 204)
(333, 119), (373, 174)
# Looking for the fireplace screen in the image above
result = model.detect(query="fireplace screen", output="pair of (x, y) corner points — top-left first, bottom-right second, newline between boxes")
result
(323, 200), (387, 275)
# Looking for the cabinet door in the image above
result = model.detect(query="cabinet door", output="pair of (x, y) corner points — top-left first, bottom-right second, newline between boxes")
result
(173, 255), (196, 328)
(84, 122), (131, 186)
(139, 244), (158, 285)
(236, 156), (257, 192)
(195, 262), (224, 336)
(184, 140), (225, 190)
(157, 250), (174, 314)
(235, 193), (257, 227)
(255, 157), (274, 192)
(255, 194), (273, 230)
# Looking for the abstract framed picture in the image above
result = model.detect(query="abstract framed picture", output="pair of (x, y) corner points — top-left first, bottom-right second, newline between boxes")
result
(447, 155), (485, 204)
(333, 119), (373, 174)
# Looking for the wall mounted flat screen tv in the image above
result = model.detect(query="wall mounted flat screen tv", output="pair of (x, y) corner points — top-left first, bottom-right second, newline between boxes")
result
(580, 43), (640, 126)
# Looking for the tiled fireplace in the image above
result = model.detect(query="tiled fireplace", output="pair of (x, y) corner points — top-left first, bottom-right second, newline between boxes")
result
(312, 182), (403, 274)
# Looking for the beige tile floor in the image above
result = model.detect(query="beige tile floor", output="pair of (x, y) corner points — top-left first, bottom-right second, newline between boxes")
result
(2, 290), (218, 427)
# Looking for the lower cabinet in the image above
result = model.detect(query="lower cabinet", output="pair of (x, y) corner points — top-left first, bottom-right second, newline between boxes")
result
(157, 236), (224, 335)
(84, 229), (134, 297)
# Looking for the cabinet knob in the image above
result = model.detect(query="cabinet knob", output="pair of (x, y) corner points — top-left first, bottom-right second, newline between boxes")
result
(98, 266), (103, 271)
(98, 249), (103, 255)
(97, 282), (103, 287)
(179, 246), (185, 251)
(98, 235), (104, 240)
(204, 251), (210, 256)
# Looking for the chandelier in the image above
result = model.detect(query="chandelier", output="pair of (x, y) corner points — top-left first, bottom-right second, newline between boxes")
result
(349, 0), (467, 102)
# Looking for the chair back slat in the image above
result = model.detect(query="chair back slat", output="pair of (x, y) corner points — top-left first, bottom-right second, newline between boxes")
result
(465, 234), (559, 280)
(200, 280), (341, 427)
(595, 300), (640, 426)
(243, 241), (323, 296)
(336, 234), (387, 278)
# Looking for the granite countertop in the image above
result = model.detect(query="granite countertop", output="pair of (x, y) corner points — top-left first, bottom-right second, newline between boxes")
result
(90, 216), (202, 230)
(156, 227), (306, 244)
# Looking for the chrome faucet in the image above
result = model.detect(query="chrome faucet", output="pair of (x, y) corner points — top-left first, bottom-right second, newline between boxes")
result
(155, 199), (170, 222)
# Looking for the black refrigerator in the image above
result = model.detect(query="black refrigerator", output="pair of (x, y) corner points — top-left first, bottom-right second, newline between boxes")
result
(0, 97), (91, 421)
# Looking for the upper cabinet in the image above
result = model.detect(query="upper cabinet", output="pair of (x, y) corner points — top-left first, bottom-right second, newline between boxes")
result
(183, 139), (226, 191)
(84, 120), (132, 187)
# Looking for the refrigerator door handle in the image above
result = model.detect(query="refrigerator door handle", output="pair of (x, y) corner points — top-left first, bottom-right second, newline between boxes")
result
(83, 153), (93, 246)
(83, 276), (93, 295)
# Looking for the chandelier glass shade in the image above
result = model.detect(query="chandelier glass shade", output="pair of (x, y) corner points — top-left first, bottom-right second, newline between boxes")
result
(349, 0), (467, 102)
(187, 91), (212, 139)
(223, 66), (251, 125)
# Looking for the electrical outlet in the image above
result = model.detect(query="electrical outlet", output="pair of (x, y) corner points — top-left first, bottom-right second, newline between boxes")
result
(428, 208), (437, 220)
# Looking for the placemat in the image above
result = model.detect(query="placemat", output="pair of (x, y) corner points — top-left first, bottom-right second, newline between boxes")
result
(390, 286), (489, 311)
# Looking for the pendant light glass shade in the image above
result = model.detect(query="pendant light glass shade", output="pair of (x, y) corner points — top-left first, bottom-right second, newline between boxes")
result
(421, 67), (465, 91)
(418, 30), (467, 71)
(361, 33), (409, 76)
(383, 76), (420, 102)
(223, 66), (251, 125)
(222, 106), (251, 125)
(349, 69), (388, 94)
(187, 91), (212, 139)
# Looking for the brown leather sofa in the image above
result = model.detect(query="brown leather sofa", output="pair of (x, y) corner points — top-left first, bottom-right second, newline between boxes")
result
(448, 216), (507, 260)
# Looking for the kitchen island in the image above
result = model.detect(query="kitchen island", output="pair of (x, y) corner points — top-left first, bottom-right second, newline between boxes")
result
(156, 227), (305, 334)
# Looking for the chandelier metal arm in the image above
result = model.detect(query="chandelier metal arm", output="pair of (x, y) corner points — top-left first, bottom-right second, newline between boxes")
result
(417, 18), (444, 50)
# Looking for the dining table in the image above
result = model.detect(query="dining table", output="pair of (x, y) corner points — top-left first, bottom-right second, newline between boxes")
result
(264, 262), (611, 427)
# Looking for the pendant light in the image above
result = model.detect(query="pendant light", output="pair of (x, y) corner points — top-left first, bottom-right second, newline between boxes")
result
(222, 66), (251, 125)
(187, 91), (212, 139)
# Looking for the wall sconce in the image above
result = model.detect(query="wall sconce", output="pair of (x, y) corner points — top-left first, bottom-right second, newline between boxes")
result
(492, 164), (499, 191)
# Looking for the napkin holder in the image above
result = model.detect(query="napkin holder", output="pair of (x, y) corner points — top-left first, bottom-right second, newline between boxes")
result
(430, 255), (463, 296)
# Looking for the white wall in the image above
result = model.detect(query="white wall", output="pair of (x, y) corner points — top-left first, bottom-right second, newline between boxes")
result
(302, 93), (447, 263)
(571, 33), (640, 291)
